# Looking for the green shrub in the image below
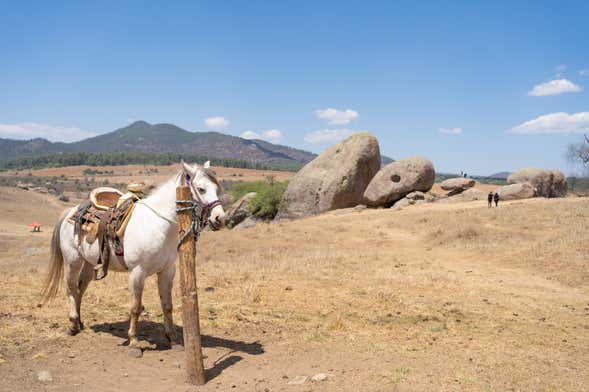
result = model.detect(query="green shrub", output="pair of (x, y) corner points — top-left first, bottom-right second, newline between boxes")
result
(247, 182), (287, 220)
(229, 180), (288, 220)
(230, 180), (273, 200)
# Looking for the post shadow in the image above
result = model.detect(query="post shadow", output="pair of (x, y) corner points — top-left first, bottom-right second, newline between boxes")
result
(91, 320), (264, 381)
(91, 320), (264, 354)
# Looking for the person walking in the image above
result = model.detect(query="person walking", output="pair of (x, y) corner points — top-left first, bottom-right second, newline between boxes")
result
(487, 191), (493, 208)
(494, 192), (500, 207)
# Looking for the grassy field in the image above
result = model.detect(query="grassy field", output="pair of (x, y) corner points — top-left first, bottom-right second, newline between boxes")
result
(0, 182), (588, 391)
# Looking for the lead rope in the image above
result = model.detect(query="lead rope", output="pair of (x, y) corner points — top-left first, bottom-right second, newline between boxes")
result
(176, 199), (202, 255)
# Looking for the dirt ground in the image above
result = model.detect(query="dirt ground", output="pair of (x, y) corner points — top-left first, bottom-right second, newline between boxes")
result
(0, 183), (588, 391)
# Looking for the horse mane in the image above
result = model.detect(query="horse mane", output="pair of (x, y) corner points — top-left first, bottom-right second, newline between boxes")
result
(203, 168), (222, 191)
(173, 167), (222, 191)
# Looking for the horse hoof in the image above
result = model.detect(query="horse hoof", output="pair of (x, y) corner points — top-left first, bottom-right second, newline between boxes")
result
(67, 327), (79, 336)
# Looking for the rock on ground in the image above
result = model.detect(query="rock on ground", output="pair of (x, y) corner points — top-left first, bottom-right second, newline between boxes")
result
(364, 157), (435, 207)
(406, 191), (426, 201)
(311, 373), (329, 382)
(37, 370), (53, 383)
(495, 182), (535, 200)
(276, 133), (380, 220)
(233, 216), (262, 230)
(507, 168), (567, 198)
(391, 197), (413, 209)
(461, 188), (485, 201)
(440, 177), (476, 191)
(288, 375), (309, 385)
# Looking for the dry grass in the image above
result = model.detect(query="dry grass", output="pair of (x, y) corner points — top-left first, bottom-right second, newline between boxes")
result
(1, 186), (589, 390)
(0, 164), (294, 183)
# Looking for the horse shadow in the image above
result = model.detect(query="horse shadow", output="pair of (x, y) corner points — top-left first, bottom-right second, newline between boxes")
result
(90, 320), (264, 381)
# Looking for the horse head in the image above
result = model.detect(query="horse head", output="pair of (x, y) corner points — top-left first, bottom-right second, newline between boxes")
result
(181, 161), (226, 230)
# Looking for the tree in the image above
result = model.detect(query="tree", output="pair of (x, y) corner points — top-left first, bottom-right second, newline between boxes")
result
(567, 134), (589, 173)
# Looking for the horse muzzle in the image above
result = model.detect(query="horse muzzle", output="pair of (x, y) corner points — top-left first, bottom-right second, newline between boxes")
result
(208, 204), (226, 231)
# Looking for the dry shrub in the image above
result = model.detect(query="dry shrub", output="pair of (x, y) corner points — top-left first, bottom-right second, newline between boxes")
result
(327, 315), (346, 331)
(242, 283), (262, 304)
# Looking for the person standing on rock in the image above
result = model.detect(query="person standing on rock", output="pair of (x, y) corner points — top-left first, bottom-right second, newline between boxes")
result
(494, 192), (500, 207)
(487, 192), (493, 208)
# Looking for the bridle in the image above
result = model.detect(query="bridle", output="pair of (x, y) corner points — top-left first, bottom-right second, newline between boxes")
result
(174, 172), (224, 254)
(136, 170), (223, 246)
(183, 173), (222, 229)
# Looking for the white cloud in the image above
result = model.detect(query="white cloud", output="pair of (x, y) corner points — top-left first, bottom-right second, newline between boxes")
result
(438, 127), (462, 135)
(261, 129), (282, 143)
(315, 108), (359, 125)
(528, 79), (582, 96)
(204, 116), (230, 130)
(510, 112), (589, 134)
(304, 129), (357, 144)
(0, 122), (96, 142)
(240, 129), (283, 143)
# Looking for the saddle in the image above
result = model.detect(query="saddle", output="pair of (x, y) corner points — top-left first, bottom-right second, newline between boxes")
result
(68, 184), (145, 280)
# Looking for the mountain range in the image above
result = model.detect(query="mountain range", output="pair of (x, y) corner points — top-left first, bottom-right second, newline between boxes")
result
(0, 121), (393, 168)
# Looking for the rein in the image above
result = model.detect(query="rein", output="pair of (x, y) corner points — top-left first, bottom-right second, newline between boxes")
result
(176, 199), (221, 255)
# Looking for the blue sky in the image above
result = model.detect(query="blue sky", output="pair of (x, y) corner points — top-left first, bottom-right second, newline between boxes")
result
(0, 1), (588, 175)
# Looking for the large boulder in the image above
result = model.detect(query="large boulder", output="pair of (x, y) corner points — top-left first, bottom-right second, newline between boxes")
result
(363, 157), (435, 207)
(440, 177), (476, 191)
(275, 133), (381, 220)
(507, 168), (567, 198)
(495, 182), (535, 200)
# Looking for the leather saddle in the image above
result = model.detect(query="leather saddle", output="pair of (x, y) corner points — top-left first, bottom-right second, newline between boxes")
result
(68, 185), (145, 280)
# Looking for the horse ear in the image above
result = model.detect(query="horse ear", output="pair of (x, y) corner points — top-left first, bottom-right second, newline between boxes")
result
(203, 160), (211, 169)
(181, 160), (196, 175)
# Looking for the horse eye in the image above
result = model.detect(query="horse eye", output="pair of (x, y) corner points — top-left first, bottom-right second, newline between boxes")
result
(197, 187), (206, 194)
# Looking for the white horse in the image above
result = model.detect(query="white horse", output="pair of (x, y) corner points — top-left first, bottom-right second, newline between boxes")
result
(41, 161), (226, 348)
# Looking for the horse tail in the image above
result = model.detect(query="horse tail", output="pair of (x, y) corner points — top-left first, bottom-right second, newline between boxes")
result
(40, 209), (68, 303)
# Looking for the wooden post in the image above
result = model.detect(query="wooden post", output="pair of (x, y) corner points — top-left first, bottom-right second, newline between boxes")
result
(176, 186), (206, 385)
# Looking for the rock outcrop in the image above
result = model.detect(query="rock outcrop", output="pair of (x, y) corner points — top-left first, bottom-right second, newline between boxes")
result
(276, 133), (381, 220)
(507, 168), (567, 198)
(440, 177), (476, 192)
(495, 182), (535, 200)
(363, 157), (435, 207)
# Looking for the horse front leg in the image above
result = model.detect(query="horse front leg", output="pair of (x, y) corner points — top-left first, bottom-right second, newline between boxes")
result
(157, 262), (177, 347)
(127, 266), (146, 348)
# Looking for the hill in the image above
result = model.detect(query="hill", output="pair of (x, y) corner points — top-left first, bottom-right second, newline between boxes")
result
(0, 121), (317, 168)
(487, 171), (511, 180)
(0, 121), (394, 170)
